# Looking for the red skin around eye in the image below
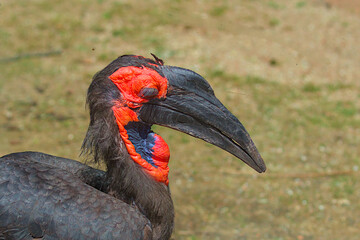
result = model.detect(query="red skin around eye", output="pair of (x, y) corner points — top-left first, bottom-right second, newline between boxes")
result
(109, 66), (168, 105)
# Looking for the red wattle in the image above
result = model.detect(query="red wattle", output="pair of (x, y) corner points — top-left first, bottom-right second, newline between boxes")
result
(112, 106), (170, 185)
(151, 134), (170, 169)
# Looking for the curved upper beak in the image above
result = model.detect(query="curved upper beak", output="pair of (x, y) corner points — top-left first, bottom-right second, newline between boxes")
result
(138, 66), (266, 173)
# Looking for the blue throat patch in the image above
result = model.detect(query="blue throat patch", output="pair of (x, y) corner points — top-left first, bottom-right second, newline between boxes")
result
(124, 121), (157, 168)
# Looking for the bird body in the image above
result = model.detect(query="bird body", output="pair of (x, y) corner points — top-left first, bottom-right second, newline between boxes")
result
(0, 55), (265, 239)
(1, 152), (150, 240)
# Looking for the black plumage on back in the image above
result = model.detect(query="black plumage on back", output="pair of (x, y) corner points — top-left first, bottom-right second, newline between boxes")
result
(0, 152), (151, 240)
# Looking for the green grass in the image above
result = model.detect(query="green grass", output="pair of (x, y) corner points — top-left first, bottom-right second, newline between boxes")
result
(296, 1), (307, 8)
(267, 1), (283, 9)
(209, 5), (229, 17)
(269, 18), (281, 27)
(1, 0), (360, 239)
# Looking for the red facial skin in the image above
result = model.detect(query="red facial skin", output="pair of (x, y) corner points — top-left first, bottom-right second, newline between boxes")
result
(110, 66), (170, 185)
(110, 66), (167, 108)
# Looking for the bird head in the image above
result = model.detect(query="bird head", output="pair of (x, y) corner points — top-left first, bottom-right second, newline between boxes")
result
(83, 55), (266, 185)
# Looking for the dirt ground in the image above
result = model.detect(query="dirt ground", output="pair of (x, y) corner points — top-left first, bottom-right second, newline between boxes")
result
(322, 0), (360, 14)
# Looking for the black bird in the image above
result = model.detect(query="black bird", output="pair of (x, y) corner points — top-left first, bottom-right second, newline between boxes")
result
(0, 55), (266, 240)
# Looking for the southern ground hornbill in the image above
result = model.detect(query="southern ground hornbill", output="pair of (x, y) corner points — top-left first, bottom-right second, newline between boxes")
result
(0, 55), (266, 240)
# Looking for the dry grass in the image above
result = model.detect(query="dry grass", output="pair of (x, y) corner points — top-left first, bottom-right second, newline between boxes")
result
(1, 0), (359, 239)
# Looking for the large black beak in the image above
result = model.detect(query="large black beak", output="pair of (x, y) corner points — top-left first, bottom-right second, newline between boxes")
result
(139, 66), (266, 173)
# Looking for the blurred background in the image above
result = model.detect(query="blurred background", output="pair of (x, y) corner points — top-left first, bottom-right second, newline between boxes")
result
(0, 0), (359, 239)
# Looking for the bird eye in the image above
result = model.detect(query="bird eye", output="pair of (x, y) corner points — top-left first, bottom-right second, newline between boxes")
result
(138, 87), (159, 99)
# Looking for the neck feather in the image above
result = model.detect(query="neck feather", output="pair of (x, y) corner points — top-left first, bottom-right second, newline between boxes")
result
(81, 78), (174, 239)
